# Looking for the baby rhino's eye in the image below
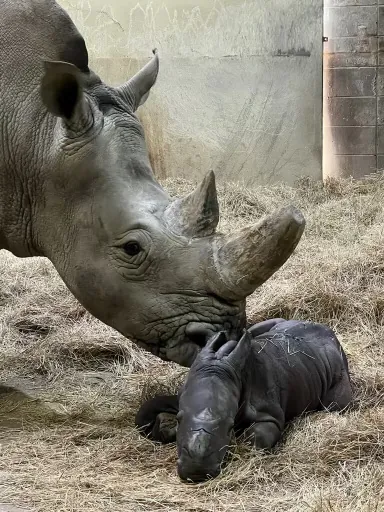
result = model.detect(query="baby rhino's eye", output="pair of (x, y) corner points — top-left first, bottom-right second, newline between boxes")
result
(124, 241), (141, 256)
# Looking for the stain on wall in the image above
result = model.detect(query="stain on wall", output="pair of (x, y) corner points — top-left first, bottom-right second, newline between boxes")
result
(59, 0), (323, 185)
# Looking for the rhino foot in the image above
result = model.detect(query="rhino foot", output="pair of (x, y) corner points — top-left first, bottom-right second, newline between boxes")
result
(135, 394), (178, 444)
(242, 421), (282, 452)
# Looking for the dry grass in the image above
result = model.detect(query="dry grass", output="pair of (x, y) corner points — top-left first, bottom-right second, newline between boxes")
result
(1, 175), (384, 511)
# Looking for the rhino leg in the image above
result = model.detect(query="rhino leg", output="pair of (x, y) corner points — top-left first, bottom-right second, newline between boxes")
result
(243, 421), (282, 451)
(322, 372), (353, 412)
(135, 394), (179, 444)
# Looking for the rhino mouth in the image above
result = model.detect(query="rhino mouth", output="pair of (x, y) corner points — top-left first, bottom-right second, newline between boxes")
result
(184, 323), (217, 347)
(131, 297), (246, 366)
(177, 445), (221, 483)
(177, 465), (221, 483)
(164, 319), (245, 366)
(177, 437), (234, 482)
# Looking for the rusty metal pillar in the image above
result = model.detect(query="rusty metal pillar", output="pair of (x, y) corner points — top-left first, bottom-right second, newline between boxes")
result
(323, 0), (381, 179)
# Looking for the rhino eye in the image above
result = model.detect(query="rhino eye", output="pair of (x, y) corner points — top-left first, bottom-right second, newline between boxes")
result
(123, 241), (141, 256)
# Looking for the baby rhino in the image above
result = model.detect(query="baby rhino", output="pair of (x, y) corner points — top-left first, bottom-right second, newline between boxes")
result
(135, 319), (352, 482)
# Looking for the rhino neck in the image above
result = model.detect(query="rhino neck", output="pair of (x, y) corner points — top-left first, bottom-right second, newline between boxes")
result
(0, 0), (90, 258)
(0, 232), (8, 252)
(0, 148), (52, 258)
(0, 69), (68, 258)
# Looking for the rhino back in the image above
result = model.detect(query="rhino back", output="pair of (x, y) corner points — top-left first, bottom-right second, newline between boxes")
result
(0, 0), (88, 88)
(0, 0), (89, 152)
(246, 321), (349, 422)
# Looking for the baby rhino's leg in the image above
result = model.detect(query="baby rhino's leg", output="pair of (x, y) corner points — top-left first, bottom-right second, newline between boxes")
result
(322, 371), (352, 412)
(243, 421), (282, 451)
(135, 395), (179, 444)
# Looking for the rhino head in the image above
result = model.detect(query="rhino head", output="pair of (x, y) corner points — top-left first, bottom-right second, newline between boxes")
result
(36, 50), (305, 367)
(176, 331), (251, 481)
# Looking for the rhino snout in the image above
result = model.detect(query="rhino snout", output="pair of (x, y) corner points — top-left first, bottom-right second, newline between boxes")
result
(177, 430), (225, 482)
(177, 446), (221, 482)
(177, 462), (221, 483)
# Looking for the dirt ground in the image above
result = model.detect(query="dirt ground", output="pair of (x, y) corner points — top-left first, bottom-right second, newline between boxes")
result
(0, 176), (383, 511)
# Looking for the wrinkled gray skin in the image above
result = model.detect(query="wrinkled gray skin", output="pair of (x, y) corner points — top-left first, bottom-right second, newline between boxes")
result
(135, 319), (352, 481)
(0, 1), (306, 367)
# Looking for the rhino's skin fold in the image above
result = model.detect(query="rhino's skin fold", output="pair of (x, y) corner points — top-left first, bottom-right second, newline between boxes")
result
(0, 1), (305, 367)
(135, 319), (352, 482)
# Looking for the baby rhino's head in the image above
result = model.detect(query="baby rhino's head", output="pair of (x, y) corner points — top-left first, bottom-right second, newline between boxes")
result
(176, 330), (252, 482)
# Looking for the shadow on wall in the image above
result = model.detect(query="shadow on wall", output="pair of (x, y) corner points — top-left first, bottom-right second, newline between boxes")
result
(138, 97), (169, 181)
(59, 0), (323, 185)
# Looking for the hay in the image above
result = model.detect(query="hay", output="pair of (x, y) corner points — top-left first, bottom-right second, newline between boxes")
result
(0, 175), (384, 511)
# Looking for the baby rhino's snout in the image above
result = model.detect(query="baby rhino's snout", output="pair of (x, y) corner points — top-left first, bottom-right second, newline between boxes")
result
(177, 430), (221, 482)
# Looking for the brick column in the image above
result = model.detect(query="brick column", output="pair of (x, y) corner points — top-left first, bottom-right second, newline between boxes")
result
(378, 3), (384, 168)
(324, 0), (379, 178)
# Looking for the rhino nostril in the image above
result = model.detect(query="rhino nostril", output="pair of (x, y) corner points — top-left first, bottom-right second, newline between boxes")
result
(177, 462), (221, 483)
(185, 323), (214, 347)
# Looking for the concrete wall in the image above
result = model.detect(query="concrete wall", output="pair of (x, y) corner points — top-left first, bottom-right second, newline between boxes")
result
(324, 0), (383, 178)
(59, 0), (323, 185)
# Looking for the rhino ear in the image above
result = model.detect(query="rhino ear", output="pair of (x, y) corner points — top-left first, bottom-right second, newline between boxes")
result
(205, 332), (228, 353)
(116, 49), (159, 112)
(40, 60), (92, 131)
(221, 330), (252, 368)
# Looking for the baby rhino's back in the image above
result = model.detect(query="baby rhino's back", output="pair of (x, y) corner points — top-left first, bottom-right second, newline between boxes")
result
(250, 320), (351, 422)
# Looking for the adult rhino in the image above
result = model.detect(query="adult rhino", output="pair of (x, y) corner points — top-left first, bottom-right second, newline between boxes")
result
(0, 0), (305, 366)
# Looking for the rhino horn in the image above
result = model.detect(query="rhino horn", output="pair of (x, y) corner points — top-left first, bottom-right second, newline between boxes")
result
(116, 49), (159, 111)
(212, 206), (305, 298)
(165, 171), (220, 238)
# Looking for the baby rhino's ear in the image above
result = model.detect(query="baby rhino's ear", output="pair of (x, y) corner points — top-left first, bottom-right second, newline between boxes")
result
(216, 330), (252, 368)
(190, 332), (228, 367)
(205, 331), (228, 353)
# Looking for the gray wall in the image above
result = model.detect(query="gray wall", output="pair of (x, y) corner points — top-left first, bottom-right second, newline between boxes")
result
(60, 0), (323, 185)
(324, 0), (384, 178)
